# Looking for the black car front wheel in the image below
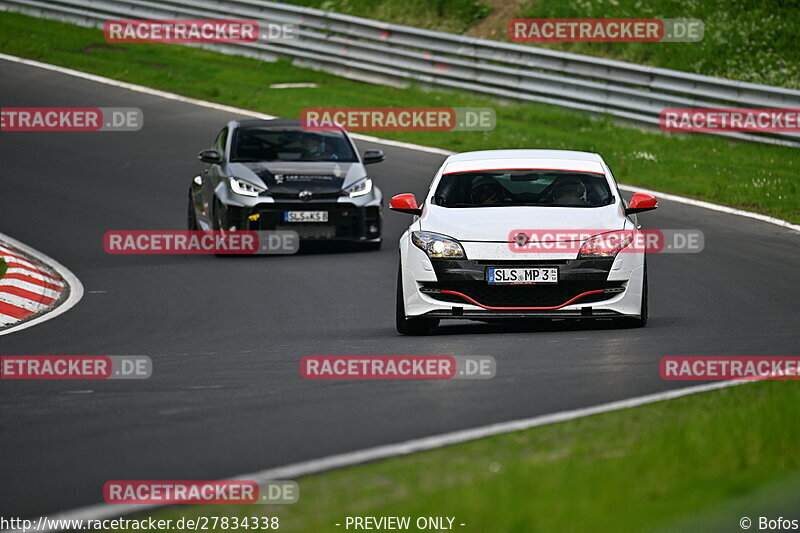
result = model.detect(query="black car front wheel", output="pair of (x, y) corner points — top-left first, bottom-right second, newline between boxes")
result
(212, 197), (227, 231)
(187, 193), (199, 231)
(361, 240), (382, 251)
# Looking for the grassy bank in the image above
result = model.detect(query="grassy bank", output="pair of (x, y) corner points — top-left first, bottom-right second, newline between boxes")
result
(515, 0), (800, 89)
(0, 12), (797, 223)
(288, 0), (490, 33)
(284, 0), (800, 89)
(114, 381), (800, 533)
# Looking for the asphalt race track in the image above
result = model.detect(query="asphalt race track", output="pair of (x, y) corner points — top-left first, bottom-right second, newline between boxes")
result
(1, 58), (799, 519)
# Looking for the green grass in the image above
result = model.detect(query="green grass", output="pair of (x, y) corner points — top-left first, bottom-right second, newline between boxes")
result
(516, 0), (800, 89)
(0, 11), (798, 223)
(286, 0), (490, 33)
(110, 381), (800, 533)
(282, 0), (800, 89)
(0, 257), (6, 280)
(1, 13), (796, 530)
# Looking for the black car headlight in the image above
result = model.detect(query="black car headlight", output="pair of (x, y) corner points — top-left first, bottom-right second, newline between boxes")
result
(412, 231), (466, 259)
(229, 177), (266, 197)
(343, 178), (372, 198)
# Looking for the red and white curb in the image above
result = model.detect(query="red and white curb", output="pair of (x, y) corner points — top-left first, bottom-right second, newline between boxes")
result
(0, 233), (83, 335)
(0, 244), (64, 325)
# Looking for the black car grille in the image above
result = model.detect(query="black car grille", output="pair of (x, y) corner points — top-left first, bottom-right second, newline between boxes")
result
(245, 203), (380, 240)
(268, 191), (343, 200)
(421, 280), (624, 308)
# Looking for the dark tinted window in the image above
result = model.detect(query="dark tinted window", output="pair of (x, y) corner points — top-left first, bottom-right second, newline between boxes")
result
(231, 128), (357, 163)
(214, 128), (228, 155)
(433, 169), (613, 208)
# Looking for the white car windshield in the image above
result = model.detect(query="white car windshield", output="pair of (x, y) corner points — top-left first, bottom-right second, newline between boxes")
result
(433, 169), (614, 208)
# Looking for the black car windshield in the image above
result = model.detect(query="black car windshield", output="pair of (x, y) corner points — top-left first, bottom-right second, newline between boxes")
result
(230, 128), (358, 163)
(433, 169), (614, 208)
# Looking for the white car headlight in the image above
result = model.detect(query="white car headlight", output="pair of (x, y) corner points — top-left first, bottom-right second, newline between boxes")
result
(229, 177), (266, 197)
(412, 231), (465, 259)
(343, 178), (372, 198)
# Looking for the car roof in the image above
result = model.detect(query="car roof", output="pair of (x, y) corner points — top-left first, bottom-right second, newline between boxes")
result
(231, 118), (346, 132)
(445, 149), (604, 163)
(234, 119), (302, 128)
(441, 150), (607, 176)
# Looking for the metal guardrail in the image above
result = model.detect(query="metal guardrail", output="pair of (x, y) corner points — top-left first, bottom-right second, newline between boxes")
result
(3, 0), (800, 147)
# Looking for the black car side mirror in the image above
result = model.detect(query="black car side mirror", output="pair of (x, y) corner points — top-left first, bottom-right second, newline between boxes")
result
(198, 149), (222, 164)
(363, 150), (385, 165)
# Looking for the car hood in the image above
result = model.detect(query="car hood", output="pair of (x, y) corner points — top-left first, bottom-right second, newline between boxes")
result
(420, 204), (627, 242)
(228, 161), (364, 195)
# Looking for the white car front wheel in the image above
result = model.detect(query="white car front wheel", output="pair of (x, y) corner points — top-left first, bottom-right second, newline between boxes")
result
(396, 261), (438, 335)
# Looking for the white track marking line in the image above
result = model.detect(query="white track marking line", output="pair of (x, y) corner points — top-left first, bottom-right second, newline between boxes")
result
(1, 53), (798, 234)
(620, 184), (800, 232)
(1, 379), (749, 532)
(0, 53), (796, 530)
(0, 232), (83, 336)
(0, 52), (455, 157)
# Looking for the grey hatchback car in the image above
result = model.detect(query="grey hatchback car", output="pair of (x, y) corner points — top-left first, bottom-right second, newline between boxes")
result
(188, 119), (385, 249)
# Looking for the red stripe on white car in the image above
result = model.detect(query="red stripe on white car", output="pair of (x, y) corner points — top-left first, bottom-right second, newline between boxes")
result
(440, 289), (605, 310)
(0, 244), (64, 326)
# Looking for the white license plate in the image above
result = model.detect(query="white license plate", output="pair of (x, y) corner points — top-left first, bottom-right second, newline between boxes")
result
(284, 211), (328, 222)
(487, 267), (558, 285)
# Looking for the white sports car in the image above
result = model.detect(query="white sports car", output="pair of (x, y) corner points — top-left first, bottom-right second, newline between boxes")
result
(390, 149), (658, 335)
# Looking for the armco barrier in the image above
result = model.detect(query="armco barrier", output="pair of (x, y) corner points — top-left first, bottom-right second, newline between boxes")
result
(2, 0), (799, 147)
